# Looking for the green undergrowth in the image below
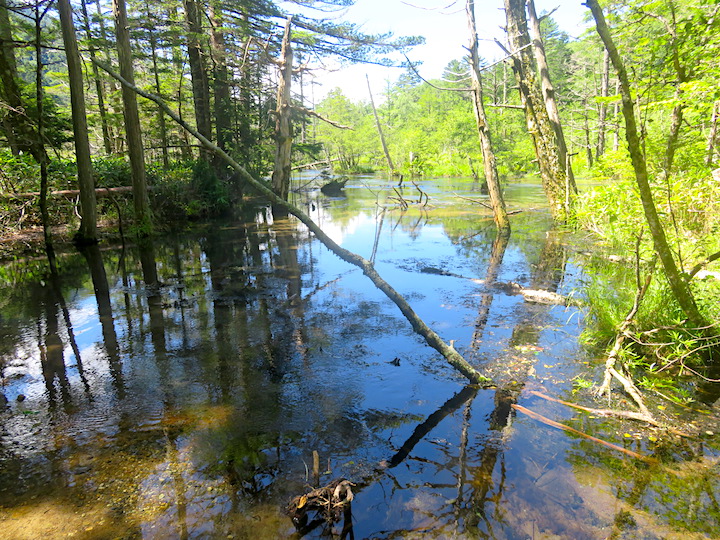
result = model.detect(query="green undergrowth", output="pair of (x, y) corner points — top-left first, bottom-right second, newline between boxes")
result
(576, 158), (720, 402)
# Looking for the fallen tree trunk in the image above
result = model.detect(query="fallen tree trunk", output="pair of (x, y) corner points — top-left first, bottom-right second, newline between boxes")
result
(95, 59), (491, 386)
(2, 186), (136, 200)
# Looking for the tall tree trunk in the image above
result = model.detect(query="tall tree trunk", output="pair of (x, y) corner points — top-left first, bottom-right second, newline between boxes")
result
(112, 0), (152, 233)
(587, 0), (707, 329)
(0, 1), (47, 164)
(94, 0), (121, 153)
(526, 0), (575, 186)
(596, 49), (610, 160)
(583, 98), (593, 167)
(467, 0), (509, 232)
(144, 0), (169, 168)
(169, 6), (193, 161)
(271, 16), (293, 202)
(80, 0), (112, 156)
(58, 0), (97, 244)
(209, 1), (232, 155)
(503, 0), (573, 222)
(184, 0), (212, 146)
(34, 3), (50, 248)
(366, 74), (394, 174)
(0, 0), (19, 154)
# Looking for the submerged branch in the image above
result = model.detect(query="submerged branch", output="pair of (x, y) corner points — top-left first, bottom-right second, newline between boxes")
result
(512, 404), (659, 464)
(94, 59), (491, 386)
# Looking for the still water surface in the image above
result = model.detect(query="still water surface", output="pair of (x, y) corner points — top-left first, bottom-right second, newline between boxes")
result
(0, 175), (718, 538)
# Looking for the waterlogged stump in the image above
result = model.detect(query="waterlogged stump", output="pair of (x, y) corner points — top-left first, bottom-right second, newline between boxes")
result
(287, 478), (355, 526)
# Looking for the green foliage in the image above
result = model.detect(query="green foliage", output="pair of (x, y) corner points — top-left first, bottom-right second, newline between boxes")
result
(152, 160), (231, 220)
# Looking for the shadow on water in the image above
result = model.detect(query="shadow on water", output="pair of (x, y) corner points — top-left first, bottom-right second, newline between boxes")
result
(0, 174), (719, 538)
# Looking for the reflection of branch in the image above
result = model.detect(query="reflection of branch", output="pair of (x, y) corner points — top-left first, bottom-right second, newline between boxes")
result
(382, 385), (478, 468)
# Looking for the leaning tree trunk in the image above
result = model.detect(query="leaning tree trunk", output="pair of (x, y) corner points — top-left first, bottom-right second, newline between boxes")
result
(467, 0), (509, 232)
(587, 0), (707, 329)
(58, 0), (97, 244)
(112, 0), (152, 233)
(271, 16), (293, 202)
(366, 74), (395, 174)
(503, 0), (572, 222)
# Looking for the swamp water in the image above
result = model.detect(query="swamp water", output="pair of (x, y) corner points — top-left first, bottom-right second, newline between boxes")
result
(0, 175), (719, 539)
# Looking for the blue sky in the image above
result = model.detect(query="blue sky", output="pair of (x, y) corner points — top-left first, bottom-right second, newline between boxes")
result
(298, 0), (591, 102)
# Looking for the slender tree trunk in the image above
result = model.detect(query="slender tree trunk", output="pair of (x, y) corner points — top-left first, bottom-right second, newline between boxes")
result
(271, 16), (293, 202)
(526, 0), (575, 187)
(467, 0), (509, 232)
(94, 0), (120, 153)
(168, 6), (192, 161)
(366, 74), (395, 174)
(80, 0), (112, 156)
(503, 0), (572, 222)
(583, 99), (593, 167)
(707, 101), (719, 167)
(587, 0), (707, 328)
(58, 0), (97, 244)
(35, 4), (50, 248)
(596, 49), (610, 160)
(112, 0), (152, 233)
(184, 0), (212, 144)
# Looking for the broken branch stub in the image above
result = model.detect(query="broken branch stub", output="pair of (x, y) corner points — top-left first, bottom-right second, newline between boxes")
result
(94, 59), (491, 387)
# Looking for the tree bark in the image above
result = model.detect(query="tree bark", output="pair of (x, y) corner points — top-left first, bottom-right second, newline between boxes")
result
(587, 0), (707, 329)
(271, 16), (293, 202)
(503, 0), (573, 222)
(112, 0), (152, 233)
(466, 0), (509, 232)
(366, 74), (395, 174)
(58, 0), (97, 243)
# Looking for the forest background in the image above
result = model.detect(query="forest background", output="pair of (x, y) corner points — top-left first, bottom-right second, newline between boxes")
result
(1, 0), (720, 401)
